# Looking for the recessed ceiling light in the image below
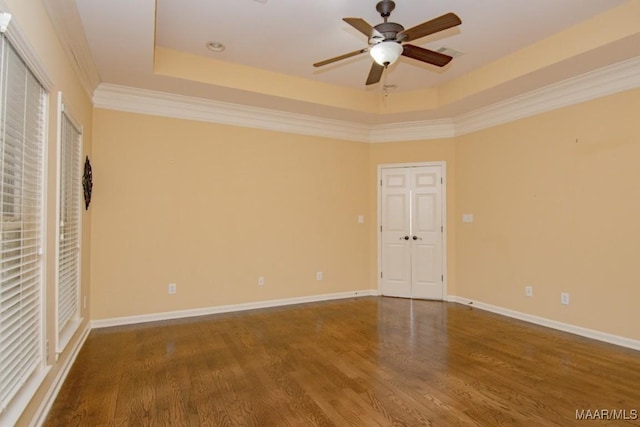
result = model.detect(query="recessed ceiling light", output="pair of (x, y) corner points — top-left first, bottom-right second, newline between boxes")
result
(206, 41), (226, 52)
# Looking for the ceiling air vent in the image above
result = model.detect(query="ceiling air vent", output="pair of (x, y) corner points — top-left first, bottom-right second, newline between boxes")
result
(436, 47), (464, 58)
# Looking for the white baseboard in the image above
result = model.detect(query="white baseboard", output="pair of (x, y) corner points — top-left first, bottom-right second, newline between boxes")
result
(447, 295), (640, 351)
(92, 289), (381, 329)
(30, 322), (91, 427)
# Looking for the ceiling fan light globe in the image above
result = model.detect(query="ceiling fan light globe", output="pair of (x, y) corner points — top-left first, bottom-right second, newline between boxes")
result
(370, 41), (403, 66)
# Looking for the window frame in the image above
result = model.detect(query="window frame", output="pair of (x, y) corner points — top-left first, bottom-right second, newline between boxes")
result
(54, 92), (83, 354)
(0, 13), (52, 426)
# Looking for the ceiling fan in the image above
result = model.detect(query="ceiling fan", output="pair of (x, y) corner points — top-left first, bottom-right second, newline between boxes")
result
(313, 0), (462, 85)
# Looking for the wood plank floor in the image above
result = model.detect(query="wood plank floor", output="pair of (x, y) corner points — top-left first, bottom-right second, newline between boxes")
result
(45, 297), (640, 426)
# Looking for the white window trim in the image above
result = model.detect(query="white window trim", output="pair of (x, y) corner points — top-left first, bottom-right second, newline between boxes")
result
(0, 7), (51, 427)
(0, 3), (53, 92)
(54, 92), (83, 354)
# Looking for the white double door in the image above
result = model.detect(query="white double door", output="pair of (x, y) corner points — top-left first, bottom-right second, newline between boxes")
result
(380, 165), (445, 300)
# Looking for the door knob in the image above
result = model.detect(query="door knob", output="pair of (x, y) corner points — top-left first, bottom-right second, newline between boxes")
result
(399, 235), (409, 240)
(412, 235), (422, 240)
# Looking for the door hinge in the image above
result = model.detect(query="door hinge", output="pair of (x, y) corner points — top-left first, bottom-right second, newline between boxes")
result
(380, 272), (383, 279)
(441, 177), (443, 184)
(380, 179), (382, 187)
(380, 225), (382, 232)
(441, 274), (444, 282)
(441, 225), (443, 232)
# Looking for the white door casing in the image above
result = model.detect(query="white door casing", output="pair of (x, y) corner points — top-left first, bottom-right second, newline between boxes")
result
(379, 163), (446, 300)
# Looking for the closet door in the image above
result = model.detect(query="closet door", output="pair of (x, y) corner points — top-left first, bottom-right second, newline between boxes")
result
(380, 165), (444, 299)
(380, 168), (412, 297)
(410, 167), (443, 299)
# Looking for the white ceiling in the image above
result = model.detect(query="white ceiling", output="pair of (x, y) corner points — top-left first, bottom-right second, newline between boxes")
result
(57, 0), (637, 123)
(154, 0), (625, 91)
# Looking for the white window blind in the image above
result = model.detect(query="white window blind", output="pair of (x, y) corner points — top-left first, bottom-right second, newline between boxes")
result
(56, 99), (81, 350)
(0, 34), (46, 415)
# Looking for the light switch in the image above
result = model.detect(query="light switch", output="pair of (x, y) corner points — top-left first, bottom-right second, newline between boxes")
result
(462, 214), (474, 223)
(358, 215), (364, 224)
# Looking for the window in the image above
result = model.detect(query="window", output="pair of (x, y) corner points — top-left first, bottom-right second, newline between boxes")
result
(56, 94), (82, 352)
(0, 32), (47, 420)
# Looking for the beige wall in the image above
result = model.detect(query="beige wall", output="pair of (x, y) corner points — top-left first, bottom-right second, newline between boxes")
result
(92, 88), (640, 343)
(365, 88), (640, 342)
(455, 88), (640, 340)
(5, 1), (94, 426)
(90, 110), (371, 319)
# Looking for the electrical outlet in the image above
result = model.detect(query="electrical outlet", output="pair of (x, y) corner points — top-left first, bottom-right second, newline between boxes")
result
(168, 283), (176, 294)
(258, 276), (265, 286)
(525, 286), (533, 297)
(316, 271), (323, 281)
(561, 292), (569, 305)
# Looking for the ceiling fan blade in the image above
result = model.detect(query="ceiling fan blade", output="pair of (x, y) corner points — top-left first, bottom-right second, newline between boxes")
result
(313, 48), (368, 67)
(365, 62), (384, 85)
(402, 44), (452, 67)
(343, 17), (383, 39)
(399, 12), (461, 42)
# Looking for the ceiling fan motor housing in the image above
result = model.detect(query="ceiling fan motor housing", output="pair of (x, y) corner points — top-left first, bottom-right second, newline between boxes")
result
(372, 22), (405, 43)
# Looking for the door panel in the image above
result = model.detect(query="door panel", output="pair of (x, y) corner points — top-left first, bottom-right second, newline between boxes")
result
(414, 193), (436, 232)
(385, 173), (407, 188)
(382, 243), (411, 297)
(385, 194), (408, 231)
(412, 243), (440, 299)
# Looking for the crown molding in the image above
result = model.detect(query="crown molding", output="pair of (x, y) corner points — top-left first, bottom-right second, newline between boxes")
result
(93, 84), (458, 143)
(41, 0), (101, 99)
(369, 119), (456, 143)
(93, 84), (374, 142)
(94, 56), (640, 143)
(455, 56), (640, 136)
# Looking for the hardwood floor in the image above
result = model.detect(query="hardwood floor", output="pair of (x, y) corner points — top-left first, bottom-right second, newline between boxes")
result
(45, 297), (640, 426)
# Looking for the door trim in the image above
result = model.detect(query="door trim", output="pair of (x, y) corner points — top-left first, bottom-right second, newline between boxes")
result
(377, 162), (448, 299)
